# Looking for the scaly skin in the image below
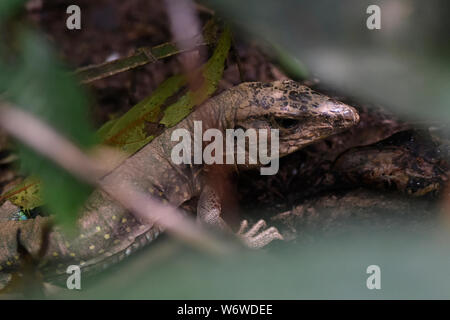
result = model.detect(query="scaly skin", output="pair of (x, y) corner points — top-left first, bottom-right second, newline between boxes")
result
(0, 80), (359, 287)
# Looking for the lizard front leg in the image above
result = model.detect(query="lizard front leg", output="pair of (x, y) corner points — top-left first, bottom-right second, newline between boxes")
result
(197, 185), (283, 248)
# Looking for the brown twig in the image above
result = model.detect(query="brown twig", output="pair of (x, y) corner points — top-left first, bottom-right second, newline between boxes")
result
(164, 0), (206, 91)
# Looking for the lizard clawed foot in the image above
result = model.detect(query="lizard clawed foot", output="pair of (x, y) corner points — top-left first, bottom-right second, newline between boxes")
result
(237, 219), (283, 249)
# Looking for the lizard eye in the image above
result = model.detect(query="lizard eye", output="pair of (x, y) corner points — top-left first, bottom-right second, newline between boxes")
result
(274, 118), (298, 129)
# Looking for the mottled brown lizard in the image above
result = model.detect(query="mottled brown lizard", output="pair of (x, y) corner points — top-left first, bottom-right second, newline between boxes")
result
(0, 80), (359, 287)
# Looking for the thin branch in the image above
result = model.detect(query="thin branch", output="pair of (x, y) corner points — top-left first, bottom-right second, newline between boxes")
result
(0, 103), (234, 255)
(75, 21), (217, 84)
(75, 38), (207, 84)
(165, 0), (206, 90)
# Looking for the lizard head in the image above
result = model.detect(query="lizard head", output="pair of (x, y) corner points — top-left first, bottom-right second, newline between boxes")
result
(233, 80), (360, 157)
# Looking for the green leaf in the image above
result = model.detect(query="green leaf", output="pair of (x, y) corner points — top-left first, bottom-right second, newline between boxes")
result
(99, 74), (187, 154)
(0, 0), (27, 22)
(101, 25), (232, 154)
(0, 176), (43, 209)
(1, 28), (95, 228)
(160, 26), (232, 127)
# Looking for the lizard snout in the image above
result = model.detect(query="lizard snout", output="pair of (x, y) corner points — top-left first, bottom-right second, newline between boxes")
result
(321, 101), (360, 129)
(337, 105), (360, 128)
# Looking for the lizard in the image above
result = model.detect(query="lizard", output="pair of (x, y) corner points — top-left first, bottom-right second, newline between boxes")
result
(0, 80), (359, 288)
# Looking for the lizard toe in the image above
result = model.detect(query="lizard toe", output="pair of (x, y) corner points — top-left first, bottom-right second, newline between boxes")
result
(237, 220), (283, 249)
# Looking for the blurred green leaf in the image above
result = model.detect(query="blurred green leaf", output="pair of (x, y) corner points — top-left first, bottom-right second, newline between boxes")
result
(0, 28), (95, 228)
(0, 0), (27, 22)
(50, 223), (450, 299)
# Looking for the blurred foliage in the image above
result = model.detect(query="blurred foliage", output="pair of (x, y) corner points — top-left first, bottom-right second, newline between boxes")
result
(270, 43), (309, 80)
(0, 0), (25, 21)
(48, 222), (450, 299)
(205, 0), (450, 124)
(0, 21), (95, 228)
